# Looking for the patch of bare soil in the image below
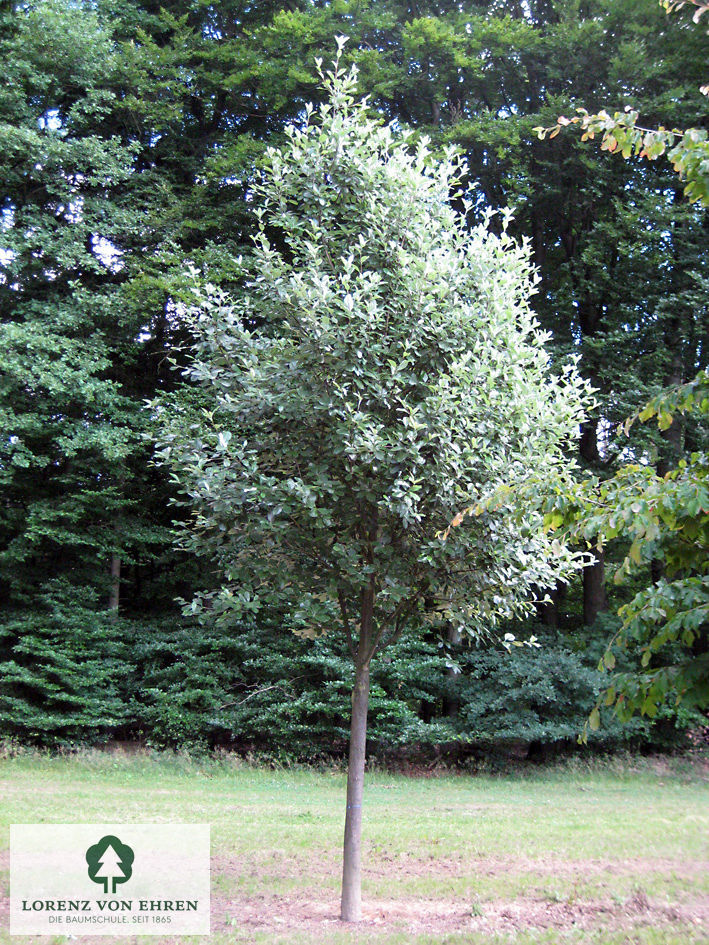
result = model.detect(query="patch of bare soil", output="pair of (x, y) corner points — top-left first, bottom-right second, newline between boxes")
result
(1, 892), (703, 943)
(209, 852), (708, 937)
(465, 893), (709, 937)
(211, 891), (709, 937)
(2, 852), (705, 940)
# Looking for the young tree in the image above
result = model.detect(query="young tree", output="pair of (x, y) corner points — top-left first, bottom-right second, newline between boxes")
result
(154, 49), (589, 921)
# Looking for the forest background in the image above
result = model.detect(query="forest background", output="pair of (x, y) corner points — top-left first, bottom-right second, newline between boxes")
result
(0, 0), (707, 759)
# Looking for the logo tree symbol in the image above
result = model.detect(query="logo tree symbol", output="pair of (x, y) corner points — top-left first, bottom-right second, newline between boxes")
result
(86, 835), (134, 894)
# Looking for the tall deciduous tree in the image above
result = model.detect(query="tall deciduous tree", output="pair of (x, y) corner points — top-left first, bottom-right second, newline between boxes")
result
(0, 0), (156, 612)
(155, 52), (589, 921)
(524, 0), (709, 730)
(0, 0), (191, 739)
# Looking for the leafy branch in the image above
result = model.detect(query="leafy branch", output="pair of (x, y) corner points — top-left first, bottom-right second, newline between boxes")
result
(533, 0), (709, 206)
(448, 369), (709, 737)
(660, 0), (709, 22)
(534, 109), (709, 206)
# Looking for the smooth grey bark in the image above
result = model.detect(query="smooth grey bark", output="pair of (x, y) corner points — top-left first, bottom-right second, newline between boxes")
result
(340, 657), (370, 922)
(340, 580), (374, 923)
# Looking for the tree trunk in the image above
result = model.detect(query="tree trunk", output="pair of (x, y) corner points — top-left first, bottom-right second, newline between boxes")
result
(583, 547), (606, 626)
(109, 554), (121, 613)
(578, 399), (607, 627)
(537, 580), (565, 628)
(340, 573), (375, 923)
(653, 338), (683, 581)
(340, 657), (370, 922)
(657, 350), (683, 478)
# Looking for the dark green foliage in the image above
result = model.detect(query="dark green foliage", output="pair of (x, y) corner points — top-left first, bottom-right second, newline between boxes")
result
(2, 601), (697, 753)
(0, 0), (183, 613)
(455, 634), (620, 746)
(127, 619), (454, 753)
(1, 0), (706, 756)
(131, 619), (702, 756)
(0, 0), (204, 740)
(0, 585), (130, 745)
(451, 623), (651, 748)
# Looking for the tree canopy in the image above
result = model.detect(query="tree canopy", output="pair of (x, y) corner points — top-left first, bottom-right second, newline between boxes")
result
(154, 52), (591, 919)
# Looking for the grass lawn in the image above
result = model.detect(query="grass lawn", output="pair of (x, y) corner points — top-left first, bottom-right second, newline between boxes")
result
(0, 750), (707, 944)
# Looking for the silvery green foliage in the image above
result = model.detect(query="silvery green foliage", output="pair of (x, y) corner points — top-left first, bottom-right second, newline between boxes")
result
(155, 53), (591, 651)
